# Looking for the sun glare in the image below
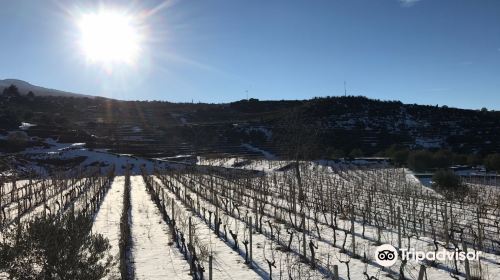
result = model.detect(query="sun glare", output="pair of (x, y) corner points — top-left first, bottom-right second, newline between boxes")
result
(77, 9), (142, 68)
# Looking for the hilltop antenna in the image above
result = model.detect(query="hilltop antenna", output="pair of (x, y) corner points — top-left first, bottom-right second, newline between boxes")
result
(344, 81), (347, 97)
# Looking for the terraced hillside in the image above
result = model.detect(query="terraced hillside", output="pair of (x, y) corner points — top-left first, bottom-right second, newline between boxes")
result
(2, 93), (500, 159)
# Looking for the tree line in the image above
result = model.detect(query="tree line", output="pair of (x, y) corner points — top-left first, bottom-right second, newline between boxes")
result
(384, 145), (500, 172)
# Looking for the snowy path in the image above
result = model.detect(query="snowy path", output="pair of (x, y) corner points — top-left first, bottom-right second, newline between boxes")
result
(92, 176), (125, 280)
(129, 176), (192, 280)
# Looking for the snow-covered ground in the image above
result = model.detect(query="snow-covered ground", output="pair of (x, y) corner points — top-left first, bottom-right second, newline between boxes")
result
(165, 174), (327, 279)
(151, 175), (263, 280)
(19, 122), (37, 130)
(156, 161), (500, 280)
(20, 138), (171, 175)
(198, 157), (391, 172)
(3, 153), (500, 280)
(92, 176), (125, 280)
(241, 144), (277, 160)
(129, 176), (192, 280)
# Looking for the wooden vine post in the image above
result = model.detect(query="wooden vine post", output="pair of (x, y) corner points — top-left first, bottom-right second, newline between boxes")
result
(302, 212), (307, 259)
(333, 264), (339, 280)
(189, 216), (193, 247)
(476, 206), (483, 251)
(397, 206), (402, 249)
(171, 202), (175, 223)
(249, 216), (253, 267)
(209, 254), (213, 280)
(463, 242), (471, 280)
(443, 203), (449, 247)
(417, 264), (426, 280)
(351, 206), (356, 256)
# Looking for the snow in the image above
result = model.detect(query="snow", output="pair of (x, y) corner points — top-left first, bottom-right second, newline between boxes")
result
(403, 168), (438, 193)
(414, 137), (443, 148)
(170, 113), (188, 124)
(152, 176), (263, 280)
(244, 126), (273, 140)
(131, 126), (143, 133)
(129, 176), (192, 280)
(197, 157), (391, 173)
(159, 161), (500, 280)
(167, 173), (337, 279)
(19, 122), (36, 130)
(197, 157), (292, 172)
(0, 177), (99, 237)
(4, 150), (500, 280)
(241, 144), (276, 160)
(21, 138), (172, 175)
(92, 176), (125, 280)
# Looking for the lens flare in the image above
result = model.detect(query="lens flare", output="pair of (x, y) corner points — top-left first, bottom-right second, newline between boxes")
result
(77, 9), (143, 69)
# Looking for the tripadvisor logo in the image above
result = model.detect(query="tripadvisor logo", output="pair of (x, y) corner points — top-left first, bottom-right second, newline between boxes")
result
(374, 244), (481, 267)
(375, 244), (398, 267)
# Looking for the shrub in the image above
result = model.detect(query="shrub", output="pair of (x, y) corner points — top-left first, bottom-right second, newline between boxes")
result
(433, 150), (452, 168)
(432, 169), (468, 199)
(467, 154), (483, 166)
(407, 149), (454, 171)
(349, 148), (363, 158)
(385, 145), (409, 166)
(0, 214), (112, 280)
(484, 154), (500, 172)
(407, 150), (434, 172)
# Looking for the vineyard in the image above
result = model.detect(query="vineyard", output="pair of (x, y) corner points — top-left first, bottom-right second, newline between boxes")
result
(1, 158), (500, 279)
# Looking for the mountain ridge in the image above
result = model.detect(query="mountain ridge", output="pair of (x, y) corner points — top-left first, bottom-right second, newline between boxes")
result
(0, 79), (94, 98)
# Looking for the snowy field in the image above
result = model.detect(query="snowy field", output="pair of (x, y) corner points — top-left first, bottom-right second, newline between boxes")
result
(2, 154), (500, 279)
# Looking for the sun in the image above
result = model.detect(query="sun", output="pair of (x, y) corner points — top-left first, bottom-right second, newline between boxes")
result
(77, 9), (142, 68)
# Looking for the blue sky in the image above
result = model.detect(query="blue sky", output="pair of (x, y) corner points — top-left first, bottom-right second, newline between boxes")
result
(0, 0), (499, 109)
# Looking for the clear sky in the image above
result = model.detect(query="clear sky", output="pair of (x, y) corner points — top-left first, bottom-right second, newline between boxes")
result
(0, 0), (499, 109)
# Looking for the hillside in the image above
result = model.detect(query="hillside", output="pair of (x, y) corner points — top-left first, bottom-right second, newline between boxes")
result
(1, 83), (499, 160)
(0, 79), (93, 98)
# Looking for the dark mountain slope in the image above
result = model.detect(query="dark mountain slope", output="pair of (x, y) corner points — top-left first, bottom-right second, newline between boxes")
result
(1, 84), (499, 159)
